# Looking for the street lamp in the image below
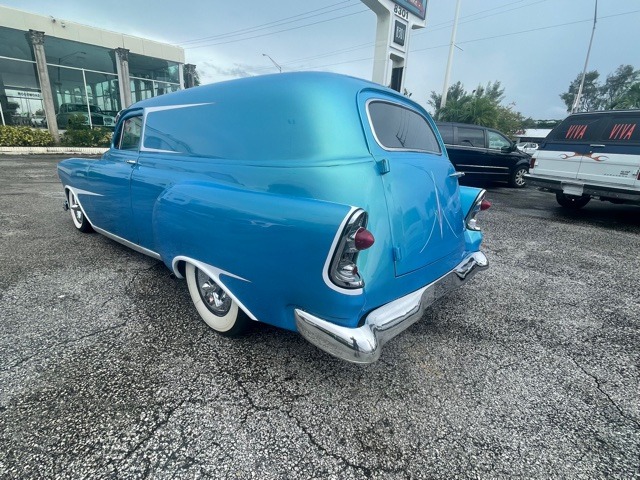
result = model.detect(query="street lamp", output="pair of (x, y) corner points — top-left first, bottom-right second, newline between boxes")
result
(262, 53), (282, 73)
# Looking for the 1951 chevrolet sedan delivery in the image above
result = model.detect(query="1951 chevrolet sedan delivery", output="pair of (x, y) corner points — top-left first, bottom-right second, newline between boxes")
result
(58, 72), (489, 364)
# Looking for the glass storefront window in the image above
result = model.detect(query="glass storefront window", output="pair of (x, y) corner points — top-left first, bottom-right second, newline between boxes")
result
(44, 36), (117, 75)
(129, 52), (179, 83)
(0, 26), (35, 61)
(48, 65), (86, 109)
(0, 57), (43, 127)
(0, 25), (182, 128)
(84, 70), (121, 114)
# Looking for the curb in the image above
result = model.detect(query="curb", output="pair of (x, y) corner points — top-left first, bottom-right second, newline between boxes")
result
(0, 147), (108, 155)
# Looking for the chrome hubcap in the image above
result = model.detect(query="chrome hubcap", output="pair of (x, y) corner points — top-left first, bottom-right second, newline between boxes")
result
(196, 269), (231, 316)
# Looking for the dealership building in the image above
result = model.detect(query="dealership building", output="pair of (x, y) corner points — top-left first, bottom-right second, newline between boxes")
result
(0, 5), (196, 141)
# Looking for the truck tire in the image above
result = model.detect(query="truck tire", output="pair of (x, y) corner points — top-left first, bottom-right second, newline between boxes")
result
(556, 192), (591, 209)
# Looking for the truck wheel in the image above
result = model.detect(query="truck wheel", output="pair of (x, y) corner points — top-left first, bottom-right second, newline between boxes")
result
(185, 263), (249, 337)
(556, 192), (591, 209)
(509, 167), (527, 188)
(67, 189), (93, 233)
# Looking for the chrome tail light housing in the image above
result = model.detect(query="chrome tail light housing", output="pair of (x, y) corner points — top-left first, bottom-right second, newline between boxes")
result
(328, 209), (374, 289)
(465, 190), (491, 231)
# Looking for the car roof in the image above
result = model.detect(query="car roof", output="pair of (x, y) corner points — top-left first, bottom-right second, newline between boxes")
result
(128, 72), (413, 113)
(564, 109), (640, 117)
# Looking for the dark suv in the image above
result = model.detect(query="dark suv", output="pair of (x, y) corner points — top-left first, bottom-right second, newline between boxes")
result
(437, 122), (530, 188)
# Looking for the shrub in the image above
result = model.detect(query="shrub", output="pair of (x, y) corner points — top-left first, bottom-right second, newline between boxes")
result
(60, 127), (113, 148)
(60, 115), (113, 147)
(0, 126), (56, 147)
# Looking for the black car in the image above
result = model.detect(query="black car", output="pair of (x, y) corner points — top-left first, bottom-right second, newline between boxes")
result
(436, 122), (530, 188)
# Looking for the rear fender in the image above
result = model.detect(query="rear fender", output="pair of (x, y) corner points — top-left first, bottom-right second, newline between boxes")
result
(153, 181), (368, 331)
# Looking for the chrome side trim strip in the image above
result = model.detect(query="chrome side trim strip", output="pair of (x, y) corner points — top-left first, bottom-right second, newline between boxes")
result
(295, 251), (488, 364)
(92, 225), (162, 260)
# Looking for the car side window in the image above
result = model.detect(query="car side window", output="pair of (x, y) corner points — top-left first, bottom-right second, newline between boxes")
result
(368, 101), (441, 153)
(117, 116), (143, 151)
(487, 131), (511, 150)
(550, 116), (601, 142)
(457, 127), (485, 148)
(438, 124), (454, 144)
(600, 116), (640, 143)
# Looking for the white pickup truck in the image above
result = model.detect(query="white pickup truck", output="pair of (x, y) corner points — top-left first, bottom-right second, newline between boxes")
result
(526, 110), (640, 209)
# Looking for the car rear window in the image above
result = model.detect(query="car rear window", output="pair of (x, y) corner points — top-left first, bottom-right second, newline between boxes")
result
(549, 115), (601, 142)
(368, 101), (441, 153)
(600, 116), (640, 143)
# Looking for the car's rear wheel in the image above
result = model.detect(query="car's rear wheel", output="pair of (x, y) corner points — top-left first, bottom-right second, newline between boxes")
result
(556, 192), (591, 209)
(185, 263), (249, 337)
(510, 166), (527, 188)
(67, 189), (93, 232)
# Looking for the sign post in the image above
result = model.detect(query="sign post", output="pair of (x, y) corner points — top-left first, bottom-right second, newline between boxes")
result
(360, 0), (428, 93)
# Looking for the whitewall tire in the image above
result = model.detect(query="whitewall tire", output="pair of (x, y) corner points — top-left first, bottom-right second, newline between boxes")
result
(185, 263), (249, 337)
(67, 189), (93, 233)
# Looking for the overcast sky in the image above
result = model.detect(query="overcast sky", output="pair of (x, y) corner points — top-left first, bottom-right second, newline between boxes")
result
(5, 0), (640, 120)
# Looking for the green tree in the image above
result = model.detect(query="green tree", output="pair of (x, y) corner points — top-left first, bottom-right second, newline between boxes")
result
(560, 70), (601, 112)
(616, 83), (640, 109)
(560, 65), (640, 112)
(429, 81), (530, 136)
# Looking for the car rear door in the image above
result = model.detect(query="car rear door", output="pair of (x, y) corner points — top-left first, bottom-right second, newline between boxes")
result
(576, 113), (640, 187)
(535, 114), (603, 180)
(451, 125), (489, 178)
(363, 95), (465, 277)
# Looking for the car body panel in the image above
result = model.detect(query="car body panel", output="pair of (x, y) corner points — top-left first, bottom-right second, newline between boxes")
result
(57, 72), (488, 360)
(527, 110), (640, 205)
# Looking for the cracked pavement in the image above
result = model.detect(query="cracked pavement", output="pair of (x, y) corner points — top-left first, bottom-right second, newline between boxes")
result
(0, 155), (639, 478)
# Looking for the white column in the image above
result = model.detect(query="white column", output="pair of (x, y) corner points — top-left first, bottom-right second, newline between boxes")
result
(115, 48), (132, 108)
(28, 30), (59, 142)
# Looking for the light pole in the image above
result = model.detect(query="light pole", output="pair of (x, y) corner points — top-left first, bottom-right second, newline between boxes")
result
(571, 0), (598, 113)
(262, 53), (282, 73)
(440, 0), (462, 114)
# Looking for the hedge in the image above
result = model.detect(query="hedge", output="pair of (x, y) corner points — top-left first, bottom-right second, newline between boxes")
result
(60, 127), (113, 148)
(0, 126), (55, 147)
(0, 124), (113, 148)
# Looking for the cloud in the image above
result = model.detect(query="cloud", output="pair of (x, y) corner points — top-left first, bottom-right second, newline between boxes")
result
(198, 61), (259, 82)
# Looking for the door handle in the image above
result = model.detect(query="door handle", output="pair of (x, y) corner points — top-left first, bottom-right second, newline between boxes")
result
(125, 159), (137, 165)
(589, 144), (605, 148)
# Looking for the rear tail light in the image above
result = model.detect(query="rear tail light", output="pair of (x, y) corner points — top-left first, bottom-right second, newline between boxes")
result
(637, 169), (640, 181)
(530, 157), (536, 169)
(465, 190), (490, 231)
(329, 209), (374, 289)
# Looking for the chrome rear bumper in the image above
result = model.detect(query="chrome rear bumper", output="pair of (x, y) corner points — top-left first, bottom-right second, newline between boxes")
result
(294, 251), (488, 364)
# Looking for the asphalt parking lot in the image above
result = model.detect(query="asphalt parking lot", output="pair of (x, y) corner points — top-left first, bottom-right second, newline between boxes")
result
(1, 154), (639, 479)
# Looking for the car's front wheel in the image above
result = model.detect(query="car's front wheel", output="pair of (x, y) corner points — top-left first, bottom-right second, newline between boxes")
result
(67, 189), (93, 232)
(510, 166), (528, 188)
(556, 192), (591, 209)
(185, 263), (249, 337)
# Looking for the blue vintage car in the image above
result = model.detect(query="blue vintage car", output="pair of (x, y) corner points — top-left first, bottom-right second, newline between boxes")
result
(58, 72), (489, 364)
